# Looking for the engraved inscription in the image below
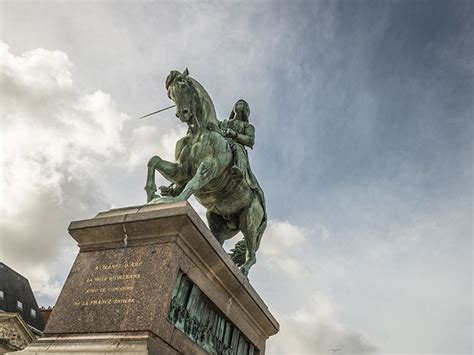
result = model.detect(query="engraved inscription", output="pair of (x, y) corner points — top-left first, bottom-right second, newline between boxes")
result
(75, 298), (135, 306)
(86, 273), (141, 283)
(73, 260), (143, 307)
(94, 261), (143, 271)
(85, 286), (134, 294)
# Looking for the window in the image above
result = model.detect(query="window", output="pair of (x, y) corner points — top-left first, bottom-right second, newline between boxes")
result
(0, 291), (4, 299)
(30, 309), (36, 318)
(16, 301), (23, 310)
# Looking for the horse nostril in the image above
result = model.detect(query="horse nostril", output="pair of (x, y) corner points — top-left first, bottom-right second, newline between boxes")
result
(182, 109), (189, 115)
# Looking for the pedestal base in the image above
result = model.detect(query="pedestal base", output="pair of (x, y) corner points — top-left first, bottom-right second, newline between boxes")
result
(14, 202), (278, 354)
(13, 333), (175, 354)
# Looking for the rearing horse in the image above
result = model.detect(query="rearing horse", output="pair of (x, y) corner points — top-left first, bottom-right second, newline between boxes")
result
(145, 69), (266, 276)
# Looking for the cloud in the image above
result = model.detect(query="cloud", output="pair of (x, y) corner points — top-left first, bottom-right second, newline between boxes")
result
(0, 42), (129, 303)
(0, 41), (217, 305)
(260, 220), (308, 277)
(258, 220), (378, 354)
(127, 124), (187, 170)
(269, 295), (378, 354)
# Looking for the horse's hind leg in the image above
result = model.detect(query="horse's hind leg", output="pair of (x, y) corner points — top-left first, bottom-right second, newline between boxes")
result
(207, 211), (239, 245)
(239, 196), (265, 276)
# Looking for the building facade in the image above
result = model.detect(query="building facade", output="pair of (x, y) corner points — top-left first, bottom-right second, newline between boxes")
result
(0, 262), (45, 352)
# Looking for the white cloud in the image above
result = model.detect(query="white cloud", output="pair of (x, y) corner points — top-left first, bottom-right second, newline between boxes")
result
(127, 124), (186, 170)
(268, 294), (377, 355)
(0, 42), (213, 307)
(27, 266), (64, 301)
(0, 42), (129, 304)
(258, 220), (378, 354)
(0, 42), (72, 95)
(260, 220), (308, 277)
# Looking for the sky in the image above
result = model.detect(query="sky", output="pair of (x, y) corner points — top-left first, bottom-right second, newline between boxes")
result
(0, 0), (472, 354)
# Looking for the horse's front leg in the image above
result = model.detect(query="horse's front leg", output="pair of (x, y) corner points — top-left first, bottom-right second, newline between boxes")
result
(145, 156), (187, 203)
(175, 157), (220, 201)
(145, 157), (159, 202)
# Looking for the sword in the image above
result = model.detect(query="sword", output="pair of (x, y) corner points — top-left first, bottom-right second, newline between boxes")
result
(138, 104), (176, 119)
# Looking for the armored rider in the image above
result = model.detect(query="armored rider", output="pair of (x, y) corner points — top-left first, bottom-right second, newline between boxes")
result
(219, 99), (255, 178)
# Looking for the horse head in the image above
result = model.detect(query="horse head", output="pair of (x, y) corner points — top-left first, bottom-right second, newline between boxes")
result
(166, 69), (219, 131)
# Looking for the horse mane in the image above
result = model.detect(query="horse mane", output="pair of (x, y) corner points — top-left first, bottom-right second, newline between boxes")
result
(188, 76), (219, 128)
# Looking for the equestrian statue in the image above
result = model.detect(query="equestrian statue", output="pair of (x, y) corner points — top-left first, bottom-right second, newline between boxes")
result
(144, 69), (266, 276)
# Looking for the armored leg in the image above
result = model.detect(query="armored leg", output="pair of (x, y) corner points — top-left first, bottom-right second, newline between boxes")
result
(234, 148), (247, 175)
(230, 145), (248, 178)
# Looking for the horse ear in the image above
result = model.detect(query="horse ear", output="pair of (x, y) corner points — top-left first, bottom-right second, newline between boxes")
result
(183, 68), (189, 76)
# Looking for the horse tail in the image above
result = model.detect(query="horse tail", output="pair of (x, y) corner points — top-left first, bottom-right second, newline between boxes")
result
(229, 240), (247, 267)
(256, 217), (267, 250)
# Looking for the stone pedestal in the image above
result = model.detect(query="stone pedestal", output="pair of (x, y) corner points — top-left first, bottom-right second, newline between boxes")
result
(15, 202), (279, 354)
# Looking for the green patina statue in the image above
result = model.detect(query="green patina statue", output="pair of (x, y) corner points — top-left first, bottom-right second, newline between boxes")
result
(145, 69), (266, 276)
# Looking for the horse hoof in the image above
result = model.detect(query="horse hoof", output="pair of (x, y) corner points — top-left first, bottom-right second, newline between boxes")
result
(149, 197), (164, 204)
(149, 196), (183, 204)
(240, 266), (250, 277)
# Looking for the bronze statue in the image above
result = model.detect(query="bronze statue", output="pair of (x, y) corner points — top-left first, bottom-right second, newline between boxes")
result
(145, 69), (266, 275)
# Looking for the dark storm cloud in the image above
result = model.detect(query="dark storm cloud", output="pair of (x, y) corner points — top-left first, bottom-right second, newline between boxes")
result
(246, 1), (472, 352)
(250, 1), (473, 224)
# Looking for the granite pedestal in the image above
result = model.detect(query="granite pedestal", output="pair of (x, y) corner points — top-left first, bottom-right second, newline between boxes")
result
(14, 202), (279, 354)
